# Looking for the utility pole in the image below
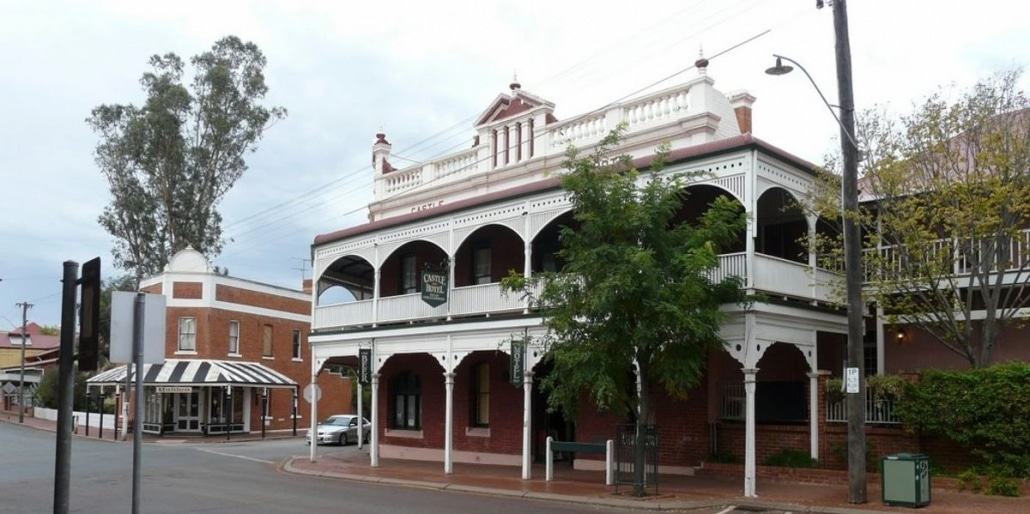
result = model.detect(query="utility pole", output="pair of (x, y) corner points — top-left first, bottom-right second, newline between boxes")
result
(16, 301), (33, 423)
(831, 0), (867, 504)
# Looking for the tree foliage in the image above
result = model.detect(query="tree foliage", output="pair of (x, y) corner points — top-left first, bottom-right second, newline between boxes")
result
(808, 69), (1030, 367)
(504, 128), (746, 494)
(87, 36), (286, 278)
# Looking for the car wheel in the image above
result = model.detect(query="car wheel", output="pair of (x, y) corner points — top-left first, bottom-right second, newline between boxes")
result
(339, 432), (348, 446)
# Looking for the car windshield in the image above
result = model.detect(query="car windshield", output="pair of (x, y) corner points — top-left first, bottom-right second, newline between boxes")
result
(323, 416), (352, 426)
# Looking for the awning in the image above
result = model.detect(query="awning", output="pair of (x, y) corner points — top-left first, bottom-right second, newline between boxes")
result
(86, 359), (298, 389)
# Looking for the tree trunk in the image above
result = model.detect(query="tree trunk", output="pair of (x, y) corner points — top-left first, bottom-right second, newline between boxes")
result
(633, 363), (650, 497)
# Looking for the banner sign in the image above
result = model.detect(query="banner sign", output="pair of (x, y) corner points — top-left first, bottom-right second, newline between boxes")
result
(510, 340), (525, 387)
(359, 348), (372, 386)
(420, 268), (448, 307)
(156, 386), (192, 394)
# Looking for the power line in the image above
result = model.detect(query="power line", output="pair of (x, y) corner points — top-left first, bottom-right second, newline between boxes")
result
(217, 1), (767, 242)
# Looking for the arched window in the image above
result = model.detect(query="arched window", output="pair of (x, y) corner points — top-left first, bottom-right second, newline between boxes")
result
(391, 372), (421, 430)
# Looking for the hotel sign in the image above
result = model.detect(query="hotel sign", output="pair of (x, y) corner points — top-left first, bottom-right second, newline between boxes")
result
(156, 386), (193, 394)
(420, 268), (448, 307)
(509, 340), (525, 387)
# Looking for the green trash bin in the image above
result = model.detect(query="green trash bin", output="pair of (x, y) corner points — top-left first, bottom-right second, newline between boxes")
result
(882, 453), (931, 507)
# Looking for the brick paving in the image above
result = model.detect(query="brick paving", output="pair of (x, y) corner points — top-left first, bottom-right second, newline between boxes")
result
(5, 413), (1026, 513)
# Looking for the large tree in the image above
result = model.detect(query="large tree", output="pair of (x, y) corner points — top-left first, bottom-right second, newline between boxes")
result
(88, 36), (286, 277)
(504, 128), (747, 496)
(809, 69), (1030, 368)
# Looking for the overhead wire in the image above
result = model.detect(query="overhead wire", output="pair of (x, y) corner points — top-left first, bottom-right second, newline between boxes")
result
(215, 1), (815, 267)
(218, 0), (768, 248)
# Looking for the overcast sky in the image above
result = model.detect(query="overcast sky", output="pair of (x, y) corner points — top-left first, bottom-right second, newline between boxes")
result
(1, 0), (1027, 327)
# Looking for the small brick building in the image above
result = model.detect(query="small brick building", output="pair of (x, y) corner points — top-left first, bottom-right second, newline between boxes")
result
(88, 247), (351, 437)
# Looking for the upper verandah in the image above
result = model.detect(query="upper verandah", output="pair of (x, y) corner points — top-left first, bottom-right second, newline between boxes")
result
(366, 59), (757, 222)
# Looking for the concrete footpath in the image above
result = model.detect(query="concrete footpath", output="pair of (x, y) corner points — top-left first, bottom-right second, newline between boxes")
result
(5, 414), (1025, 513)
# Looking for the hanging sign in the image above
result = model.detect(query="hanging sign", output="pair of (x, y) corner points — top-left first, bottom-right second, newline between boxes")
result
(358, 348), (372, 385)
(510, 340), (526, 387)
(420, 268), (448, 307)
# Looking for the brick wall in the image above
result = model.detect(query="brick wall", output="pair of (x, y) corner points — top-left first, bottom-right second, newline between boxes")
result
(172, 281), (203, 299)
(215, 284), (309, 315)
(375, 351), (525, 457)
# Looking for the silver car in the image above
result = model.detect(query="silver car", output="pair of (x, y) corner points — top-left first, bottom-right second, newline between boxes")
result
(306, 414), (371, 446)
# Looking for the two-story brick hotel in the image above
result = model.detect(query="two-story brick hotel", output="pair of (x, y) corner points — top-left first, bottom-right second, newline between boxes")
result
(308, 61), (852, 495)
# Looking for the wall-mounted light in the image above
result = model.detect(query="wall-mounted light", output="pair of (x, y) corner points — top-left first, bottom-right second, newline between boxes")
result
(895, 328), (907, 344)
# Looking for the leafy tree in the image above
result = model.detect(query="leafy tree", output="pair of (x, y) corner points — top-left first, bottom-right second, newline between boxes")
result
(504, 128), (747, 496)
(809, 69), (1030, 368)
(87, 36), (286, 278)
(38, 325), (60, 336)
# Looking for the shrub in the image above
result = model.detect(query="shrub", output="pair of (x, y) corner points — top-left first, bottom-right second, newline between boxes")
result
(763, 448), (817, 469)
(896, 362), (1030, 478)
(985, 476), (1020, 497)
(956, 469), (983, 493)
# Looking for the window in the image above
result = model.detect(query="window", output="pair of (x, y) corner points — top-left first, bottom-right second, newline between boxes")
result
(228, 320), (240, 355)
(473, 245), (491, 284)
(472, 363), (490, 427)
(391, 372), (421, 430)
(178, 317), (196, 352)
(292, 329), (302, 360)
(401, 254), (417, 294)
(262, 324), (273, 358)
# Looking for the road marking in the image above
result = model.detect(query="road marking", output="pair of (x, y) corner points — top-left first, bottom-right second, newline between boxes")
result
(195, 448), (275, 464)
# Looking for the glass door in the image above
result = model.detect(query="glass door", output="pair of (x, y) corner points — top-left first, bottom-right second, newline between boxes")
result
(175, 391), (201, 432)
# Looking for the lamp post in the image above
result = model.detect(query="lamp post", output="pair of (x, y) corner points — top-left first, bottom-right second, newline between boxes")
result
(765, 0), (866, 504)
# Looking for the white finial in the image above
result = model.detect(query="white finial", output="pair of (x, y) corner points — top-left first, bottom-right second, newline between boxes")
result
(695, 45), (709, 76)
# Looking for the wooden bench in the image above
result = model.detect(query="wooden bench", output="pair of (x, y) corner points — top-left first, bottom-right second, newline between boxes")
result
(545, 436), (614, 485)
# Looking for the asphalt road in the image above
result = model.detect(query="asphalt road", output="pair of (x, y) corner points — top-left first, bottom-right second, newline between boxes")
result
(0, 423), (637, 514)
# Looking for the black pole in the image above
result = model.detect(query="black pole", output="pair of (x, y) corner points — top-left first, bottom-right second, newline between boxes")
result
(131, 293), (145, 514)
(99, 391), (105, 439)
(113, 389), (119, 439)
(292, 387), (298, 437)
(85, 390), (91, 437)
(831, 0), (867, 504)
(226, 387), (232, 442)
(261, 388), (267, 439)
(53, 260), (78, 514)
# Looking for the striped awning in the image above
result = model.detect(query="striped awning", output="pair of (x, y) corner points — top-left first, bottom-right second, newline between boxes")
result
(86, 359), (298, 389)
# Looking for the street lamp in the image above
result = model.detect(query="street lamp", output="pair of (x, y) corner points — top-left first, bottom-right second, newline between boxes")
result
(765, 0), (866, 504)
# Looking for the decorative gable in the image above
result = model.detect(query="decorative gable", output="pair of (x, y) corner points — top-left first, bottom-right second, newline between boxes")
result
(473, 80), (555, 128)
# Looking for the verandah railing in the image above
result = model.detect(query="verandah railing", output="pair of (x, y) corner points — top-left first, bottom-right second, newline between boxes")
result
(717, 381), (900, 425)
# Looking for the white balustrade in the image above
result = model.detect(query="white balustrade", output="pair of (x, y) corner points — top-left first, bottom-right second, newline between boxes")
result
(621, 88), (689, 129)
(450, 283), (524, 317)
(313, 300), (374, 329)
(377, 293), (444, 323)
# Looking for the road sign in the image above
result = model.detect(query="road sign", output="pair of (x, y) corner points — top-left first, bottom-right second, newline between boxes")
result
(845, 367), (860, 394)
(303, 383), (322, 403)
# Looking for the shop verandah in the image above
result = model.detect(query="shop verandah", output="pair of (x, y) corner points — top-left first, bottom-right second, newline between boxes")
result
(86, 359), (299, 436)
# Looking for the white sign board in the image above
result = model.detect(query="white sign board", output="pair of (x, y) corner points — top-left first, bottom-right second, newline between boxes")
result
(303, 383), (322, 403)
(156, 386), (192, 394)
(845, 367), (860, 394)
(110, 292), (167, 364)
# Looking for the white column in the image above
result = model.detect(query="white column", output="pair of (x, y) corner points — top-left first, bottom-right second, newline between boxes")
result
(444, 371), (455, 474)
(743, 367), (758, 498)
(371, 373), (380, 467)
(521, 370), (534, 479)
(523, 239), (532, 314)
(309, 360), (319, 462)
(372, 268), (381, 327)
(807, 371), (820, 461)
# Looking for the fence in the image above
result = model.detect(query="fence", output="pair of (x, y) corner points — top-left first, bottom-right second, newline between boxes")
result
(826, 389), (901, 424)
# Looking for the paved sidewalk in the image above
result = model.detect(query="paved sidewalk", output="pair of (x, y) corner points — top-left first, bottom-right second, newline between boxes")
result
(5, 413), (1025, 513)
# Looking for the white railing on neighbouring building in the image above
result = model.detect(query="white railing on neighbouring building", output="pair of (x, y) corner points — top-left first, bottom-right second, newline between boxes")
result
(826, 389), (901, 425)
